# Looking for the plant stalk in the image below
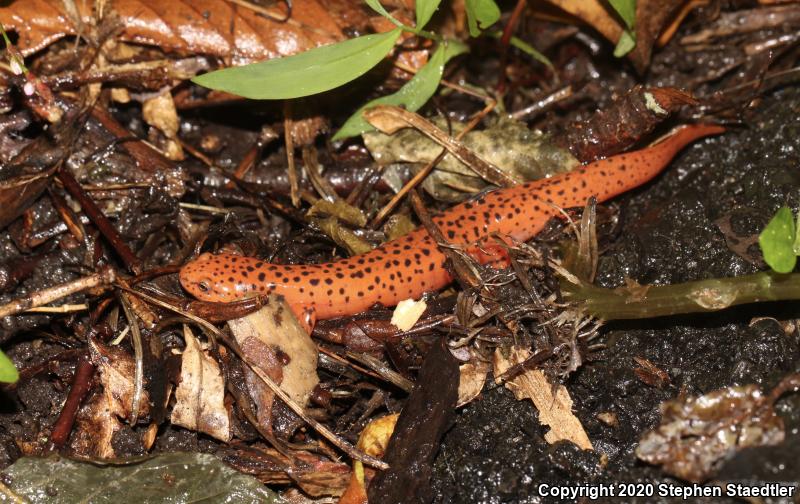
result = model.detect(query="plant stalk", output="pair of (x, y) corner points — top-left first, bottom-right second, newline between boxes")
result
(562, 271), (800, 320)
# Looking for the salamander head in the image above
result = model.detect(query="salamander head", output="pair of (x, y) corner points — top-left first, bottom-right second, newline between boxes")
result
(180, 252), (248, 302)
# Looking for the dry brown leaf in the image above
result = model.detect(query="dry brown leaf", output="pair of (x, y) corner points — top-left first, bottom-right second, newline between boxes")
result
(69, 393), (122, 459)
(542, 0), (689, 73)
(0, 0), (371, 64)
(170, 326), (232, 442)
(89, 338), (150, 421)
(493, 346), (592, 450)
(0, 165), (55, 230)
(457, 360), (490, 407)
(142, 91), (183, 161)
(227, 296), (319, 430)
(69, 339), (151, 458)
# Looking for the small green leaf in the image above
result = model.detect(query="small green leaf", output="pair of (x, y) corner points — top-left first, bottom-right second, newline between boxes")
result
(613, 29), (636, 57)
(0, 350), (17, 383)
(608, 0), (636, 29)
(416, 0), (442, 30)
(364, 0), (407, 28)
(793, 210), (800, 255)
(333, 40), (468, 140)
(192, 29), (402, 100)
(465, 0), (501, 37)
(759, 206), (797, 274)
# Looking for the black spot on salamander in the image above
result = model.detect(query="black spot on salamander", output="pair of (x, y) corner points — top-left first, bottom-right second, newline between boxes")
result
(309, 278), (320, 286)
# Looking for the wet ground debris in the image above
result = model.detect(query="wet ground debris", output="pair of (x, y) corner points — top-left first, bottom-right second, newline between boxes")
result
(637, 374), (800, 483)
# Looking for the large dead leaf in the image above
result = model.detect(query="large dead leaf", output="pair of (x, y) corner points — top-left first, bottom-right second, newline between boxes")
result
(0, 0), (372, 64)
(1, 452), (281, 503)
(227, 297), (319, 431)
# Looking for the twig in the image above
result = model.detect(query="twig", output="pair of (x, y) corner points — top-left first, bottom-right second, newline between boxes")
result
(25, 304), (88, 313)
(364, 105), (519, 188)
(369, 100), (497, 228)
(0, 267), (114, 319)
(284, 102), (300, 207)
(57, 167), (142, 274)
(47, 355), (95, 450)
(118, 292), (145, 425)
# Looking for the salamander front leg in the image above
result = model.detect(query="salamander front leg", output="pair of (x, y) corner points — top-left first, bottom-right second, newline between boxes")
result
(289, 304), (317, 335)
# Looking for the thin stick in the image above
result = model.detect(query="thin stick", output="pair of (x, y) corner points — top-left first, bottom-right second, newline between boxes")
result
(369, 100), (497, 228)
(284, 102), (300, 207)
(47, 355), (95, 450)
(57, 167), (142, 274)
(25, 304), (88, 313)
(0, 267), (114, 319)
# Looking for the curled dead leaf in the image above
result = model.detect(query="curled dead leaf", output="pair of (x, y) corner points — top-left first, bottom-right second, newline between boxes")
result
(70, 339), (151, 458)
(170, 326), (231, 442)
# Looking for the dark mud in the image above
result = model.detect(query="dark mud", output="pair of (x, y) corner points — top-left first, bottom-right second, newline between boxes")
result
(430, 88), (800, 503)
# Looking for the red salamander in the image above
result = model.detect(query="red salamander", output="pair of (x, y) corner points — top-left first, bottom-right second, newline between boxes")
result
(180, 124), (724, 321)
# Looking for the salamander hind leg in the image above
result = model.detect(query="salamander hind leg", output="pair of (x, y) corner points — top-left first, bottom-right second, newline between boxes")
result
(466, 236), (513, 269)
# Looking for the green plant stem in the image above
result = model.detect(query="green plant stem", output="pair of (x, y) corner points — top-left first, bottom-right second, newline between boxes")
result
(562, 271), (800, 320)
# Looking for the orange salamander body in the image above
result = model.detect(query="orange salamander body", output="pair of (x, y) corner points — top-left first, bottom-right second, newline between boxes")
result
(180, 124), (724, 321)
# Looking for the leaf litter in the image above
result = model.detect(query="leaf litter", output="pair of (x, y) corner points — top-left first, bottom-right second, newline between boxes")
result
(0, 0), (797, 501)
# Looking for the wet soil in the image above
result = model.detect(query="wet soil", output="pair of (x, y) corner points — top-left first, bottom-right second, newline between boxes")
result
(430, 87), (800, 503)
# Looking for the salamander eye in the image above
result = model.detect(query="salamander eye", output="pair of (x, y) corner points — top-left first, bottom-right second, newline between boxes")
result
(197, 281), (210, 293)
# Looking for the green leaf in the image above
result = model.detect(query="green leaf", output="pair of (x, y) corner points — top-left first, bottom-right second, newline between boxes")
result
(416, 0), (442, 30)
(465, 0), (501, 37)
(1, 452), (283, 503)
(0, 350), (17, 383)
(192, 29), (402, 100)
(333, 40), (468, 140)
(759, 206), (797, 274)
(613, 29), (636, 57)
(608, 0), (636, 29)
(364, 0), (407, 28)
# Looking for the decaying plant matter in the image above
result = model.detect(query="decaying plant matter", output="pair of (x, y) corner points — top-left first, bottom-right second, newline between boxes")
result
(0, 0), (798, 502)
